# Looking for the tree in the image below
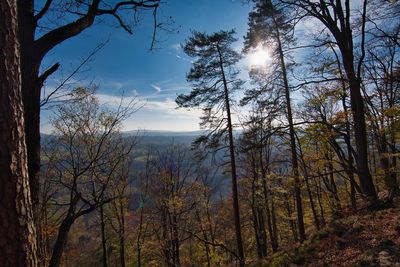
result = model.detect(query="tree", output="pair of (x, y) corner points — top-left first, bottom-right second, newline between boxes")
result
(42, 87), (137, 267)
(17, 0), (161, 223)
(363, 24), (399, 196)
(283, 0), (378, 200)
(0, 0), (37, 265)
(176, 30), (246, 265)
(244, 0), (306, 242)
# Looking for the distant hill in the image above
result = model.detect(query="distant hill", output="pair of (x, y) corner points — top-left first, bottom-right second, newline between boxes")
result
(123, 129), (205, 137)
(123, 130), (204, 146)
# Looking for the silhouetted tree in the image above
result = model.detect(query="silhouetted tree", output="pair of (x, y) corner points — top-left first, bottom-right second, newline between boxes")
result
(176, 30), (246, 265)
(17, 0), (162, 228)
(283, 0), (378, 200)
(244, 0), (306, 242)
(43, 87), (137, 267)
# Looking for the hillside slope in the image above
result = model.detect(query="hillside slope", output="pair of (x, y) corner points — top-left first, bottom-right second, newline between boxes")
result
(254, 195), (400, 267)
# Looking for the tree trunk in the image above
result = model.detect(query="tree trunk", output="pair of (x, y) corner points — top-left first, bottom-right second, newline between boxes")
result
(100, 205), (108, 267)
(48, 216), (75, 267)
(137, 205), (145, 267)
(119, 199), (126, 267)
(347, 74), (377, 199)
(259, 144), (278, 252)
(250, 162), (267, 258)
(304, 176), (320, 230)
(284, 192), (298, 242)
(217, 45), (245, 266)
(0, 1), (37, 265)
(17, 0), (42, 218)
(341, 93), (357, 209)
(172, 213), (180, 267)
(273, 18), (306, 242)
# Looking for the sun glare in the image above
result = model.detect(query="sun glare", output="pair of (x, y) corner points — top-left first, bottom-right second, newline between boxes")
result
(247, 45), (272, 68)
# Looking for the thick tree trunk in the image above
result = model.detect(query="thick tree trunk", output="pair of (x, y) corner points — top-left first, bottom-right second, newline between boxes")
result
(17, 0), (41, 217)
(0, 1), (37, 265)
(347, 75), (377, 199)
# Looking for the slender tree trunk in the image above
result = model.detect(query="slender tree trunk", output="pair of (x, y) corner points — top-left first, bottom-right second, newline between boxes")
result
(271, 194), (279, 249)
(100, 205), (108, 267)
(250, 163), (267, 259)
(48, 216), (75, 267)
(273, 18), (306, 242)
(137, 205), (145, 267)
(376, 131), (399, 193)
(259, 145), (278, 252)
(119, 199), (126, 267)
(172, 213), (180, 267)
(314, 177), (326, 226)
(0, 1), (37, 265)
(304, 176), (320, 230)
(196, 209), (212, 267)
(341, 94), (357, 208)
(297, 134), (320, 230)
(217, 45), (245, 266)
(284, 192), (298, 242)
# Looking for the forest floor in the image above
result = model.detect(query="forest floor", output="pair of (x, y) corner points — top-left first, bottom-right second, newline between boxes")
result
(254, 193), (400, 267)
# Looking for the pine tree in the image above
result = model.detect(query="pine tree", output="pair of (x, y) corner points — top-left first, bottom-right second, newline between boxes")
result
(176, 30), (245, 266)
(244, 0), (306, 242)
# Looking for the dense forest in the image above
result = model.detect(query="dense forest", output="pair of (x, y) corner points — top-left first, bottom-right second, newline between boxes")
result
(0, 0), (399, 266)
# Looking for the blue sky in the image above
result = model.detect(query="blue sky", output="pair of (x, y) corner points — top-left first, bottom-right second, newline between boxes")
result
(40, 0), (254, 133)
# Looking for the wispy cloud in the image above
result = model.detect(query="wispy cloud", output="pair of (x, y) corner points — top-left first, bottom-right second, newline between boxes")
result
(151, 84), (162, 93)
(95, 94), (202, 119)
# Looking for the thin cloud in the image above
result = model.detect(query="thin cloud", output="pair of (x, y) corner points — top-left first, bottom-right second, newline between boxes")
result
(151, 84), (162, 93)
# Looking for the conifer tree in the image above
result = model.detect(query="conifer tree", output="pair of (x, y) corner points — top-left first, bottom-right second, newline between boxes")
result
(176, 30), (245, 265)
(244, 0), (306, 242)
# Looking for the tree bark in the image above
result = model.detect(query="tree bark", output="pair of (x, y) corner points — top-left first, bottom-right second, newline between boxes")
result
(0, 0), (37, 265)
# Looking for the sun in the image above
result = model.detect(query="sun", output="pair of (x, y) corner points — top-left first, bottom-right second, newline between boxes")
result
(247, 45), (272, 68)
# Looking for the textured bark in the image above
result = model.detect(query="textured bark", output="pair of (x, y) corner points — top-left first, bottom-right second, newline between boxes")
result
(0, 0), (37, 265)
